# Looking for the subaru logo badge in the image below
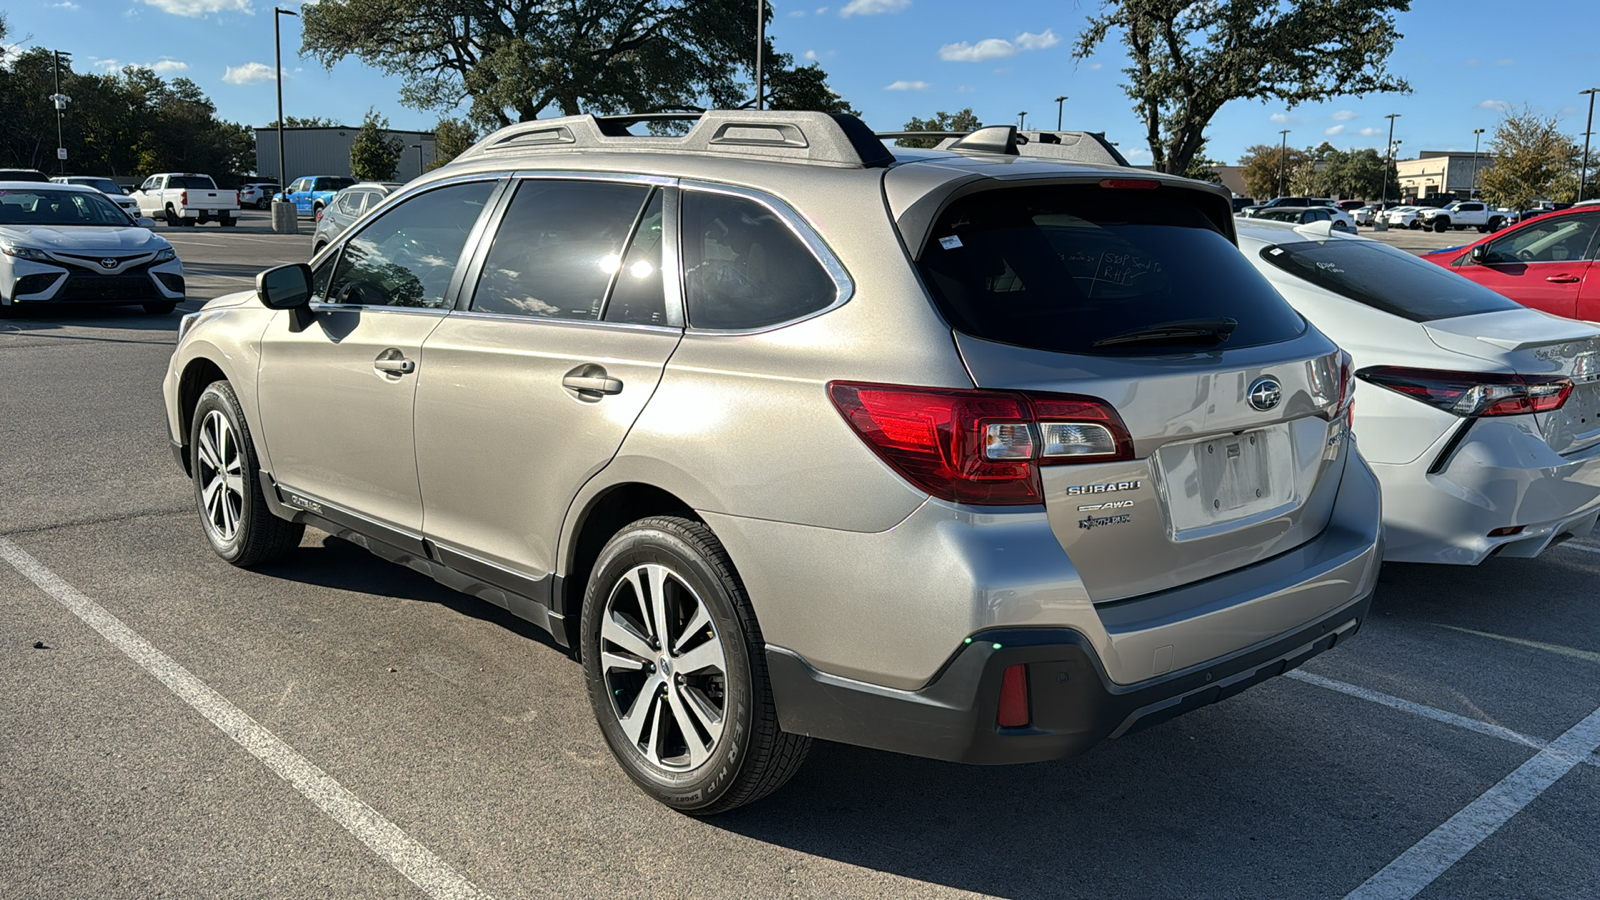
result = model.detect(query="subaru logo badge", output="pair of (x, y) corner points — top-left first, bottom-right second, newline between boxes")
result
(99, 258), (119, 269)
(1247, 377), (1282, 411)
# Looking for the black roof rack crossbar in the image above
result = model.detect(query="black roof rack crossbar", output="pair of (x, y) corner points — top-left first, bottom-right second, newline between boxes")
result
(455, 110), (894, 169)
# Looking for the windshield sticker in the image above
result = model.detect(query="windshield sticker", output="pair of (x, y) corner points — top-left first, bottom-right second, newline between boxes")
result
(1315, 261), (1345, 273)
(938, 235), (963, 250)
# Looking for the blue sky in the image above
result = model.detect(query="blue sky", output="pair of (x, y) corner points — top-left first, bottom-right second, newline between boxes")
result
(5, 0), (1598, 165)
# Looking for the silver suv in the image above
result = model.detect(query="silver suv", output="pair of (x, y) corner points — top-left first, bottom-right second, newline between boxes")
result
(162, 111), (1382, 814)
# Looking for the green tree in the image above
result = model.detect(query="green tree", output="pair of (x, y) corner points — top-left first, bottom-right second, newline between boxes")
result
(350, 108), (403, 181)
(1237, 143), (1311, 200)
(266, 116), (344, 129)
(302, 0), (843, 129)
(764, 58), (856, 116)
(895, 108), (983, 148)
(1478, 106), (1582, 209)
(1316, 147), (1390, 200)
(428, 117), (479, 171)
(1074, 0), (1411, 176)
(1181, 140), (1222, 183)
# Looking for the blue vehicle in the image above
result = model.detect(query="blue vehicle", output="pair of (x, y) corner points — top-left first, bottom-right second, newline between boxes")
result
(279, 175), (355, 219)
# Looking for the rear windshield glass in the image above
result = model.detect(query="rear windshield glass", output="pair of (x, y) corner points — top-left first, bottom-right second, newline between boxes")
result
(170, 175), (217, 189)
(1259, 239), (1520, 322)
(917, 185), (1305, 354)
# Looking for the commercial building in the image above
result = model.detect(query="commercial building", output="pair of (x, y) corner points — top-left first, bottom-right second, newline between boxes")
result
(254, 126), (436, 184)
(1395, 151), (1494, 200)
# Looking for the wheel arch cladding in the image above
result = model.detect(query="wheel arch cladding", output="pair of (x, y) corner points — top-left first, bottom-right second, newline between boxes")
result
(561, 482), (700, 648)
(177, 357), (228, 476)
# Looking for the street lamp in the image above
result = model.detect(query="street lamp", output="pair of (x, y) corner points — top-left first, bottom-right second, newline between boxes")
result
(51, 50), (71, 175)
(1054, 95), (1067, 131)
(1581, 88), (1599, 202)
(1277, 129), (1290, 198)
(754, 0), (765, 110)
(1470, 127), (1486, 200)
(411, 144), (424, 178)
(274, 7), (299, 194)
(1018, 111), (1028, 130)
(1380, 113), (1401, 210)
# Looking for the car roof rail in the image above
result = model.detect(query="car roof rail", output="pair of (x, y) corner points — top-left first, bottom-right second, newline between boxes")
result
(876, 125), (1130, 167)
(454, 110), (895, 169)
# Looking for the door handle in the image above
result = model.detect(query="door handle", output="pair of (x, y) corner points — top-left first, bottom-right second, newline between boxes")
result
(562, 373), (623, 395)
(373, 355), (415, 375)
(1546, 275), (1581, 283)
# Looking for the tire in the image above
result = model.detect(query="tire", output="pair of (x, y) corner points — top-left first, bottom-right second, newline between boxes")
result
(1432, 218), (1450, 233)
(142, 301), (177, 315)
(256, 199), (270, 210)
(164, 206), (180, 227)
(1408, 220), (1421, 230)
(189, 381), (304, 566)
(312, 203), (324, 221)
(1489, 217), (1505, 233)
(581, 516), (809, 815)
(312, 240), (327, 255)
(1477, 225), (1489, 234)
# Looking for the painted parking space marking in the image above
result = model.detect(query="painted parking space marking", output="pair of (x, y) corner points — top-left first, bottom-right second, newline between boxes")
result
(1343, 703), (1600, 900)
(1435, 624), (1600, 665)
(0, 537), (493, 900)
(1559, 542), (1600, 555)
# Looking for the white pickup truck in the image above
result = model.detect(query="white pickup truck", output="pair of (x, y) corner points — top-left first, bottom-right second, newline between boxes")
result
(130, 173), (240, 227)
(1418, 200), (1510, 234)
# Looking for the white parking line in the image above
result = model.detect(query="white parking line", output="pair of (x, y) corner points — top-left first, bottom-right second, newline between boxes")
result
(0, 537), (493, 900)
(1344, 704), (1600, 900)
(1558, 541), (1600, 555)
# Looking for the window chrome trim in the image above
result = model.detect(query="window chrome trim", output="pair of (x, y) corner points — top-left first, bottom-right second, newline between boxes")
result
(306, 301), (454, 317)
(675, 179), (856, 335)
(443, 307), (682, 335)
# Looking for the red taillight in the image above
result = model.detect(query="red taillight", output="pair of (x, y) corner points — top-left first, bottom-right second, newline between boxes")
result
(1357, 366), (1571, 418)
(997, 664), (1030, 727)
(180, 191), (187, 206)
(828, 382), (1134, 506)
(1099, 178), (1160, 190)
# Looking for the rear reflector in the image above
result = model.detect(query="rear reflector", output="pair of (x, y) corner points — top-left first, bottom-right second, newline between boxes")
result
(828, 382), (1134, 506)
(1356, 366), (1571, 418)
(997, 664), (1030, 727)
(1488, 525), (1525, 537)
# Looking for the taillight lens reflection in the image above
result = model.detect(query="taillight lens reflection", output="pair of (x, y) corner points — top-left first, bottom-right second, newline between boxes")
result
(1357, 366), (1571, 417)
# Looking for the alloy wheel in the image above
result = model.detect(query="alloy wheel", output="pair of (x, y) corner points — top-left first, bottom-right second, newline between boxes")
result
(196, 409), (244, 542)
(600, 563), (728, 771)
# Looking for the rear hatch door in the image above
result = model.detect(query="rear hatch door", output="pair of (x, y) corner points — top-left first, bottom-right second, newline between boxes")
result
(913, 179), (1350, 603)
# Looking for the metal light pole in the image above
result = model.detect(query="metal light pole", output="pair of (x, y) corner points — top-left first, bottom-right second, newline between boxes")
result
(274, 7), (298, 192)
(754, 0), (765, 110)
(1581, 88), (1599, 202)
(1054, 95), (1067, 131)
(1380, 113), (1401, 207)
(1470, 128), (1485, 199)
(51, 50), (71, 175)
(1277, 129), (1290, 198)
(1018, 111), (1028, 130)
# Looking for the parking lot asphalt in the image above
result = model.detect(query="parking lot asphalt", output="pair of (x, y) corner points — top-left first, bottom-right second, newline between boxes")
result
(2, 210), (1597, 899)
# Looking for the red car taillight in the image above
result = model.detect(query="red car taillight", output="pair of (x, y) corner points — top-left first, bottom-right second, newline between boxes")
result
(828, 382), (1134, 506)
(1357, 366), (1571, 417)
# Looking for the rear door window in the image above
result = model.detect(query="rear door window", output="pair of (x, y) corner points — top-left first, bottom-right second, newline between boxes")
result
(469, 179), (654, 321)
(680, 190), (838, 330)
(916, 185), (1305, 353)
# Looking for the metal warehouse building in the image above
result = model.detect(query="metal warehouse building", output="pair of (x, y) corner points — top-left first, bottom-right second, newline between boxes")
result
(254, 126), (437, 184)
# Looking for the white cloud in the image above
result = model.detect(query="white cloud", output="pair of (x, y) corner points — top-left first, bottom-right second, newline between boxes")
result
(1495, 58), (1515, 66)
(1, 43), (23, 65)
(150, 58), (189, 74)
(788, 9), (806, 16)
(94, 58), (124, 71)
(1122, 146), (1151, 160)
(884, 79), (930, 91)
(1268, 112), (1300, 125)
(52, 1), (81, 9)
(1355, 127), (1383, 137)
(956, 85), (975, 93)
(142, 0), (253, 15)
(1325, 124), (1346, 136)
(940, 39), (1016, 62)
(940, 29), (1060, 62)
(1478, 99), (1512, 111)
(1465, 58), (1483, 67)
(223, 61), (280, 84)
(1330, 109), (1359, 121)
(1013, 29), (1059, 51)
(816, 5), (829, 12)
(1085, 61), (1103, 71)
(841, 0), (907, 16)
(803, 49), (819, 61)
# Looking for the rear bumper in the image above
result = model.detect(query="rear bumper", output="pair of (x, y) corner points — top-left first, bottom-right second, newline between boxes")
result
(1373, 418), (1600, 564)
(768, 591), (1372, 764)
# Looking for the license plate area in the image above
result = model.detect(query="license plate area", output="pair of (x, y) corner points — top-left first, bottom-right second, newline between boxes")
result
(1156, 424), (1297, 536)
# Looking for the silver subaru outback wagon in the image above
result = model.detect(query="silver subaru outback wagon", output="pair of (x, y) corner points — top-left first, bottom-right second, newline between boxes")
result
(162, 111), (1382, 813)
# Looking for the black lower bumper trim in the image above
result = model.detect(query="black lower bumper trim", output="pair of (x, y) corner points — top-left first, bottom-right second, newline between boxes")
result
(767, 591), (1373, 765)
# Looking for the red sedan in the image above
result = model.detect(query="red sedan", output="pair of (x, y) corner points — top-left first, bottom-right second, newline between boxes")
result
(1424, 206), (1600, 320)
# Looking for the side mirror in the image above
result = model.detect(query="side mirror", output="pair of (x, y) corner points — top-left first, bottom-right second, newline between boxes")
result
(136, 216), (157, 228)
(1470, 244), (1488, 263)
(256, 263), (316, 332)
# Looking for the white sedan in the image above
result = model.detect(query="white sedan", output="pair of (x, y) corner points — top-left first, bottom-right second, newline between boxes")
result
(1384, 206), (1424, 229)
(1239, 218), (1600, 564)
(0, 182), (185, 316)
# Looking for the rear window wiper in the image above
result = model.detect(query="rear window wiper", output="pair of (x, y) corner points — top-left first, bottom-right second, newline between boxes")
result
(1091, 317), (1239, 349)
